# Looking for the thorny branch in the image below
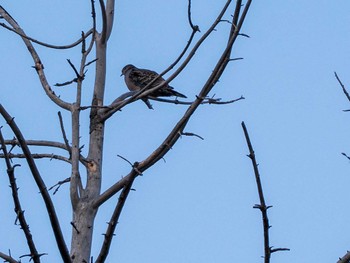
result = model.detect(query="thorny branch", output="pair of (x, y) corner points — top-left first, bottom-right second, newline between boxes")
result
(0, 129), (42, 263)
(242, 121), (289, 263)
(95, 172), (136, 263)
(0, 104), (71, 263)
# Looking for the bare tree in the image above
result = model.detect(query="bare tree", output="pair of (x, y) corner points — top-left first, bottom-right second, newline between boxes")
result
(0, 1), (253, 262)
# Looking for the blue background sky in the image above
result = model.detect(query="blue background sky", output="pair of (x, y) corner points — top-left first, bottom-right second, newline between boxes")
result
(1, 1), (350, 262)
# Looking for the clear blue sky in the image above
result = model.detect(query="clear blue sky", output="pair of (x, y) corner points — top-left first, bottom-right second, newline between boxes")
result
(1, 1), (350, 262)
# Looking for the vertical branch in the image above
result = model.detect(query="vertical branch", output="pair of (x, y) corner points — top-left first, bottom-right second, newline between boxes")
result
(241, 121), (271, 262)
(0, 104), (71, 263)
(241, 121), (289, 262)
(0, 129), (41, 263)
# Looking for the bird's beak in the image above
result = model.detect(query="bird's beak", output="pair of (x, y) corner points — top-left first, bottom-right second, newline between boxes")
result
(120, 73), (124, 77)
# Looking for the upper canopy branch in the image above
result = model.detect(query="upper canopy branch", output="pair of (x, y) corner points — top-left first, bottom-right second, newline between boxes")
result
(0, 6), (72, 111)
(94, 0), (253, 207)
(0, 20), (93, 49)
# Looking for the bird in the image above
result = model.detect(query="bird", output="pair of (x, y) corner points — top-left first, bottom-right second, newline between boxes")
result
(121, 64), (187, 109)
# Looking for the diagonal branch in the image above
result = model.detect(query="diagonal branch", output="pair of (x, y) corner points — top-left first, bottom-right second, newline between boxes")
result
(94, 0), (253, 207)
(0, 251), (19, 263)
(335, 72), (350, 102)
(0, 104), (71, 263)
(100, 0), (230, 121)
(0, 6), (72, 111)
(0, 129), (41, 263)
(338, 251), (350, 263)
(95, 172), (136, 263)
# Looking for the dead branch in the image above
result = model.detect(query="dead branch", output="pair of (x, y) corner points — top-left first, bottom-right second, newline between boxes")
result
(187, 0), (200, 32)
(0, 251), (19, 263)
(0, 20), (93, 49)
(94, 0), (252, 208)
(0, 104), (71, 263)
(95, 170), (136, 263)
(181, 132), (204, 140)
(151, 95), (245, 105)
(49, 177), (71, 195)
(101, 0), (201, 120)
(4, 138), (69, 150)
(338, 251), (350, 263)
(335, 72), (350, 102)
(0, 6), (72, 111)
(242, 121), (289, 263)
(58, 111), (71, 158)
(0, 129), (42, 263)
(0, 153), (71, 163)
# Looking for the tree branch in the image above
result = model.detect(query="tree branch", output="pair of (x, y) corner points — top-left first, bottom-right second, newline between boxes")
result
(0, 6), (72, 111)
(335, 72), (350, 102)
(0, 152), (71, 163)
(58, 111), (72, 158)
(0, 129), (42, 263)
(94, 0), (252, 207)
(338, 251), (350, 263)
(95, 172), (136, 263)
(242, 121), (289, 263)
(100, 0), (230, 120)
(0, 104), (71, 263)
(0, 20), (93, 49)
(0, 251), (19, 263)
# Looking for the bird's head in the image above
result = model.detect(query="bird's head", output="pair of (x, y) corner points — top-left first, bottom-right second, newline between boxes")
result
(121, 64), (135, 76)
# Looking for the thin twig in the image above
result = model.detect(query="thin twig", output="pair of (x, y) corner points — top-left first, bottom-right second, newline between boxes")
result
(58, 111), (71, 158)
(0, 21), (93, 49)
(49, 177), (71, 195)
(335, 72), (350, 102)
(187, 0), (200, 32)
(0, 153), (71, 163)
(181, 132), (204, 140)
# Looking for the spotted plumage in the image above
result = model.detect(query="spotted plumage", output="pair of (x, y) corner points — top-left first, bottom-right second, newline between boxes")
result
(121, 64), (187, 109)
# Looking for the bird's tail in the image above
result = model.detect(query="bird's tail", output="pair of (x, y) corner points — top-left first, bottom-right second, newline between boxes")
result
(169, 89), (187, 98)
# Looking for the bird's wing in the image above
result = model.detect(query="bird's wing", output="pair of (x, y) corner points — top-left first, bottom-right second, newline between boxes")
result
(129, 68), (165, 88)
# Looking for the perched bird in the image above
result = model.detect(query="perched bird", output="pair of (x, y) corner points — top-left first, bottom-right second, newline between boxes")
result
(121, 64), (187, 109)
